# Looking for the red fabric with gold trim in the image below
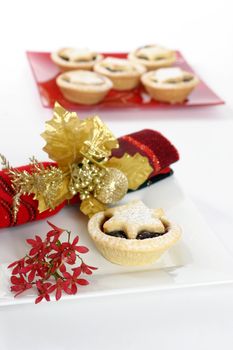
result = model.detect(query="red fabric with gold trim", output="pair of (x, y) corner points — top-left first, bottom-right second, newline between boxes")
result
(0, 129), (179, 228)
(0, 163), (66, 228)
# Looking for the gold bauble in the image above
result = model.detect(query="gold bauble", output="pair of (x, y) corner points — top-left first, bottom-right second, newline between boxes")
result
(94, 167), (128, 204)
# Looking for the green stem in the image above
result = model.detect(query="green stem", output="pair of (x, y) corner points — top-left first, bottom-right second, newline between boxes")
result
(66, 230), (71, 243)
(76, 254), (83, 263)
(52, 271), (65, 281)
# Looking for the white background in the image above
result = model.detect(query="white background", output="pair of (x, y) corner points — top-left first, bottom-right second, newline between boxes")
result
(0, 0), (233, 349)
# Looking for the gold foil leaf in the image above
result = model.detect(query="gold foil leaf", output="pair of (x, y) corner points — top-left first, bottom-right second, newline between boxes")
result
(106, 153), (153, 190)
(80, 195), (107, 218)
(80, 116), (119, 161)
(41, 103), (118, 170)
(41, 102), (82, 169)
(36, 176), (71, 213)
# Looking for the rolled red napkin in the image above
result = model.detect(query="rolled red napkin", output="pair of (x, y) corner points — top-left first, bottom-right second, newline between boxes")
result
(0, 129), (178, 228)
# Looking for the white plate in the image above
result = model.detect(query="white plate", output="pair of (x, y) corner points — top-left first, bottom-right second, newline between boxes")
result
(0, 176), (233, 306)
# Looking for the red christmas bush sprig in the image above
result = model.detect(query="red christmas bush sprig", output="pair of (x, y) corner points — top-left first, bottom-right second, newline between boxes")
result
(8, 221), (97, 304)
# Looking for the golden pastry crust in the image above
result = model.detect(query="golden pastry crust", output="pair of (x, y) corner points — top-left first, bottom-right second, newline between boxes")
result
(94, 57), (146, 91)
(88, 200), (181, 266)
(128, 45), (176, 70)
(141, 68), (199, 103)
(56, 70), (113, 105)
(51, 48), (103, 72)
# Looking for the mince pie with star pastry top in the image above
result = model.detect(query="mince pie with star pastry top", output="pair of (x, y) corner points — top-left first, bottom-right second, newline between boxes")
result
(56, 70), (113, 105)
(88, 200), (181, 266)
(141, 67), (199, 103)
(128, 44), (176, 71)
(94, 57), (146, 91)
(51, 48), (103, 72)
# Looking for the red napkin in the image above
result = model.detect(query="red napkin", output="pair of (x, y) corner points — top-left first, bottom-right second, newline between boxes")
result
(0, 129), (179, 228)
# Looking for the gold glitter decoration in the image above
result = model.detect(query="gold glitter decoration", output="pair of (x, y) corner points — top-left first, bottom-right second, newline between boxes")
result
(9, 158), (66, 216)
(2, 102), (153, 220)
(68, 159), (107, 200)
(94, 168), (128, 204)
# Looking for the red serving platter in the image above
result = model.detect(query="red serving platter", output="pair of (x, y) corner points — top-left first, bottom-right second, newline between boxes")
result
(27, 51), (224, 110)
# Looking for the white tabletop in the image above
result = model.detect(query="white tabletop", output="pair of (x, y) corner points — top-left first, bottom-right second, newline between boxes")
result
(0, 1), (233, 349)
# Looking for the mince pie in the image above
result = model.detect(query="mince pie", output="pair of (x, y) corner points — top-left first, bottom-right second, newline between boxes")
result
(51, 48), (103, 72)
(88, 200), (181, 266)
(141, 67), (199, 103)
(56, 70), (113, 105)
(94, 57), (146, 90)
(128, 45), (176, 70)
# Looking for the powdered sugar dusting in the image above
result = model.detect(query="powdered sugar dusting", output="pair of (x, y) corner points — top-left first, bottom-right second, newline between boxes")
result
(103, 200), (165, 239)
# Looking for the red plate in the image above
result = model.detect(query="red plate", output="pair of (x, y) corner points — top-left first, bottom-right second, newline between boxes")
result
(27, 51), (224, 110)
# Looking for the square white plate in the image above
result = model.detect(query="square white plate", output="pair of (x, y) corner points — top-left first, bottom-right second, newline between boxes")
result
(0, 176), (233, 306)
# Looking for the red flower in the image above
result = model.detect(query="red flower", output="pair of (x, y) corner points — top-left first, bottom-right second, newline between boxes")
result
(61, 245), (76, 265)
(47, 242), (63, 260)
(10, 275), (32, 297)
(80, 262), (98, 275)
(50, 236), (88, 265)
(47, 278), (72, 301)
(20, 262), (48, 282)
(70, 236), (89, 254)
(8, 258), (26, 275)
(47, 221), (65, 234)
(62, 267), (89, 294)
(62, 236), (89, 253)
(46, 221), (65, 243)
(8, 221), (96, 304)
(26, 235), (47, 257)
(62, 236), (89, 263)
(48, 241), (75, 265)
(35, 281), (52, 304)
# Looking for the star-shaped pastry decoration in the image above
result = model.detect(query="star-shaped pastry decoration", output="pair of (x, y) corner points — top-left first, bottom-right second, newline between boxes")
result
(103, 200), (166, 239)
